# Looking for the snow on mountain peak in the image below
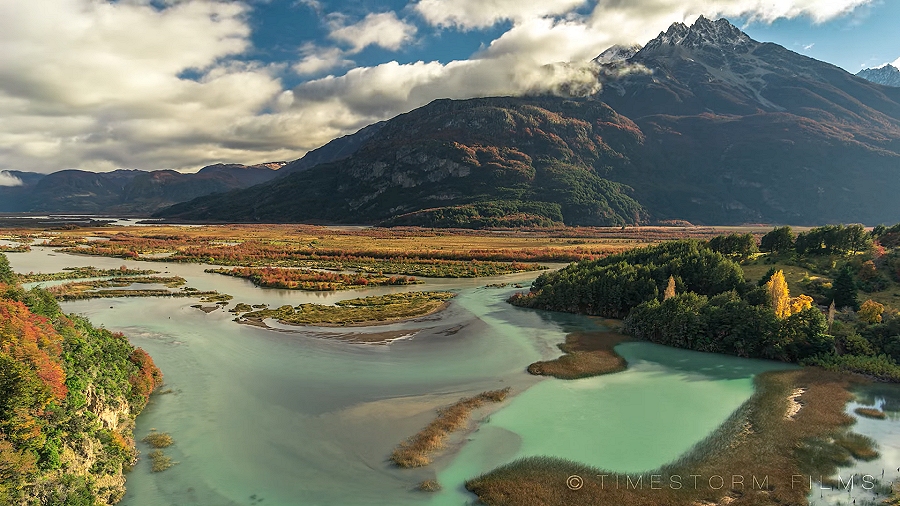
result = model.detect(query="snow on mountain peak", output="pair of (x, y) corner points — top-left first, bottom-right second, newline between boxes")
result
(593, 44), (643, 65)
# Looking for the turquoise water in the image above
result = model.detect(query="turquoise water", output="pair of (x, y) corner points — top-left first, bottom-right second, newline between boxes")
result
(7, 247), (796, 505)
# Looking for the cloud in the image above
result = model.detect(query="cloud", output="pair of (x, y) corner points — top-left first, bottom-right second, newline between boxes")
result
(0, 0), (877, 175)
(414, 0), (587, 29)
(293, 44), (354, 75)
(893, 57), (900, 68)
(328, 12), (418, 53)
(0, 170), (23, 186)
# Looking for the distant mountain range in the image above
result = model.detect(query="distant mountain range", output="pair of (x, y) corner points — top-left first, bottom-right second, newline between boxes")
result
(857, 64), (900, 87)
(0, 163), (285, 214)
(157, 16), (900, 226)
(7, 17), (900, 226)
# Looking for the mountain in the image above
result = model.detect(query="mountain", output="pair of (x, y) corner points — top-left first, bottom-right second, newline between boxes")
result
(157, 97), (647, 226)
(0, 163), (284, 214)
(857, 64), (900, 87)
(276, 122), (385, 177)
(159, 17), (900, 226)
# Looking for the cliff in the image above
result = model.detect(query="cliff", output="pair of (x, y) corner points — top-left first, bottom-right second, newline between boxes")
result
(0, 254), (162, 504)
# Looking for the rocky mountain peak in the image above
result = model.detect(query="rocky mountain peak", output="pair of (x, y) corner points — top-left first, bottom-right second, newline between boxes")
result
(857, 64), (900, 87)
(642, 16), (755, 52)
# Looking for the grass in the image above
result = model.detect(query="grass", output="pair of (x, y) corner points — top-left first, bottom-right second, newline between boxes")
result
(234, 291), (456, 327)
(854, 407), (887, 419)
(527, 330), (628, 379)
(391, 388), (511, 468)
(142, 432), (173, 448)
(466, 368), (876, 506)
(205, 266), (422, 291)
(17, 266), (158, 283)
(417, 480), (442, 492)
(147, 450), (173, 472)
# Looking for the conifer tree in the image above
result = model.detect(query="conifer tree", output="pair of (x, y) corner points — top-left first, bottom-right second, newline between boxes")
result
(832, 267), (860, 311)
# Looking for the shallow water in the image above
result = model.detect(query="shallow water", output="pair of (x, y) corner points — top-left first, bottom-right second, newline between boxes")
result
(5, 247), (809, 505)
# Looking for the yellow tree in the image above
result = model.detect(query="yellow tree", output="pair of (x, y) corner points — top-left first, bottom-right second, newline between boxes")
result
(789, 294), (814, 315)
(859, 299), (885, 324)
(663, 275), (676, 300)
(766, 270), (792, 318)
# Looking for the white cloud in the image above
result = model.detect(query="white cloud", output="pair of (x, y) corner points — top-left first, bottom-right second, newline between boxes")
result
(0, 170), (23, 186)
(893, 57), (900, 68)
(328, 12), (417, 53)
(0, 0), (878, 175)
(414, 0), (586, 29)
(293, 44), (354, 75)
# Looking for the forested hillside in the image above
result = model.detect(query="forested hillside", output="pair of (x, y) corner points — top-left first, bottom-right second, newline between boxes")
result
(0, 254), (161, 504)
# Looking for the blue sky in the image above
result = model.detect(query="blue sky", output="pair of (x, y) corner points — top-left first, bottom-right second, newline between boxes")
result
(0, 0), (898, 176)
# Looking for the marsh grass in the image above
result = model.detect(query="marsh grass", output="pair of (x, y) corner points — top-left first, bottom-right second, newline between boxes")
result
(147, 450), (173, 472)
(142, 432), (173, 448)
(855, 407), (887, 419)
(391, 388), (511, 468)
(466, 369), (878, 506)
(237, 291), (456, 326)
(527, 331), (628, 379)
(417, 480), (442, 492)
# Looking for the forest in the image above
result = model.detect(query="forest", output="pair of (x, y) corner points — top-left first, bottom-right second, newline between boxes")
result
(0, 253), (162, 504)
(512, 225), (900, 381)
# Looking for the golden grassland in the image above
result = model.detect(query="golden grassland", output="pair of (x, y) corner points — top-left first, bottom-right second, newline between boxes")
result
(233, 291), (456, 327)
(0, 223), (782, 264)
(466, 369), (880, 506)
(527, 329), (629, 379)
(391, 388), (511, 468)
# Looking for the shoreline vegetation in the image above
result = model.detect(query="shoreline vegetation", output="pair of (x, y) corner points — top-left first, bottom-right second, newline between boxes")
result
(391, 388), (511, 468)
(0, 253), (163, 504)
(44, 276), (231, 302)
(18, 266), (159, 283)
(205, 266), (422, 291)
(231, 291), (456, 327)
(527, 328), (629, 379)
(465, 369), (880, 506)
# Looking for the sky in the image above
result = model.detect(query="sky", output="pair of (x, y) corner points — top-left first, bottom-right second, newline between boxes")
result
(1, 0), (899, 178)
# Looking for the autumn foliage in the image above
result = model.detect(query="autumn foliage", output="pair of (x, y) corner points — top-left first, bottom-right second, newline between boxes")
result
(765, 270), (813, 319)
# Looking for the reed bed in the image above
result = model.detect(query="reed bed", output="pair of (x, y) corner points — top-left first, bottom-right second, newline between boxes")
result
(391, 388), (511, 468)
(527, 331), (628, 379)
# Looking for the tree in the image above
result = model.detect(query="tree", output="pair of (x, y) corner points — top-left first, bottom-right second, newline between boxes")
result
(827, 300), (836, 331)
(758, 267), (778, 287)
(0, 254), (15, 285)
(707, 233), (758, 258)
(832, 267), (860, 311)
(765, 270), (792, 318)
(663, 275), (676, 300)
(859, 299), (885, 324)
(760, 226), (795, 254)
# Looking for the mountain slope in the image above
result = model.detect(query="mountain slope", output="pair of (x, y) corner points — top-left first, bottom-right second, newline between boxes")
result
(159, 17), (900, 226)
(158, 97), (647, 226)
